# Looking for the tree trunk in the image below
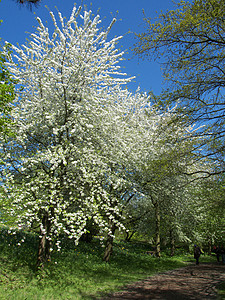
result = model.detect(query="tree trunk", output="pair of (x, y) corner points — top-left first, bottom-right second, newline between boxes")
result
(207, 235), (212, 255)
(170, 229), (175, 256)
(154, 200), (161, 258)
(103, 224), (116, 263)
(37, 213), (51, 270)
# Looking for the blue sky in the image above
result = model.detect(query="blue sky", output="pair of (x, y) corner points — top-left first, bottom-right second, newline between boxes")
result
(0, 0), (176, 95)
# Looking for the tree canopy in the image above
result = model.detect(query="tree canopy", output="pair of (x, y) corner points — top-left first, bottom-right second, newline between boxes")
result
(134, 0), (225, 172)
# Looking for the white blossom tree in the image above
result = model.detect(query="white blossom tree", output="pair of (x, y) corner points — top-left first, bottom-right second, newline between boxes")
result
(1, 5), (138, 268)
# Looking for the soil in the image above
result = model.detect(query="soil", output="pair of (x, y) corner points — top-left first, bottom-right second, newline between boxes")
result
(101, 262), (225, 300)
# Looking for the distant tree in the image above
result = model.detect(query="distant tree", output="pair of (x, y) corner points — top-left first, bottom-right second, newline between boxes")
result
(193, 175), (225, 251)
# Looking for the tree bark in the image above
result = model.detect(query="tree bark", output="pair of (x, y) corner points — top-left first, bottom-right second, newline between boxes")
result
(103, 224), (116, 263)
(207, 235), (212, 255)
(37, 213), (51, 270)
(170, 229), (175, 256)
(154, 200), (161, 258)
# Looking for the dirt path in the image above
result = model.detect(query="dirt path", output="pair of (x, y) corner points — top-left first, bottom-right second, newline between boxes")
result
(102, 262), (225, 299)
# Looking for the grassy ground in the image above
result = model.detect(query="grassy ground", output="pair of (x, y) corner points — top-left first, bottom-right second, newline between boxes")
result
(217, 281), (225, 300)
(0, 228), (215, 300)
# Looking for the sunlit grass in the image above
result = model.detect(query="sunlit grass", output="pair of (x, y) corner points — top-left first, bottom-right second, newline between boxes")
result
(0, 227), (213, 299)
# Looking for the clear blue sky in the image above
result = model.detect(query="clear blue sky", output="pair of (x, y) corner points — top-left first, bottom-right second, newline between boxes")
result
(0, 0), (176, 95)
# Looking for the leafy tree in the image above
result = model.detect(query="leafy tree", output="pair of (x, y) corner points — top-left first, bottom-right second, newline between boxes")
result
(0, 2), (15, 137)
(109, 96), (202, 256)
(123, 100), (216, 256)
(193, 175), (225, 251)
(0, 9), (16, 222)
(134, 0), (225, 171)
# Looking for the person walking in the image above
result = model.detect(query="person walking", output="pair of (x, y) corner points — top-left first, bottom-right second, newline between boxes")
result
(194, 245), (202, 265)
(215, 246), (221, 262)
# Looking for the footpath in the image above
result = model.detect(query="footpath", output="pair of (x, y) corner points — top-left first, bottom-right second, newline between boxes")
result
(102, 262), (225, 299)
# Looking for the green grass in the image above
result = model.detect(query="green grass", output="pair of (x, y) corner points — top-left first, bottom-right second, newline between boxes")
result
(217, 281), (225, 300)
(0, 228), (212, 300)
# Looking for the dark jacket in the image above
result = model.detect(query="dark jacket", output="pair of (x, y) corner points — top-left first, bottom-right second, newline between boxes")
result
(194, 246), (202, 258)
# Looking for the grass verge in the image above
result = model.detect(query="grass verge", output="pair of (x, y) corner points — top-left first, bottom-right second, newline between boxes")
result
(0, 228), (213, 300)
(217, 281), (225, 300)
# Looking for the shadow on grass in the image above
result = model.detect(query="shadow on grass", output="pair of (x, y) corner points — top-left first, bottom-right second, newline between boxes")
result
(217, 281), (225, 300)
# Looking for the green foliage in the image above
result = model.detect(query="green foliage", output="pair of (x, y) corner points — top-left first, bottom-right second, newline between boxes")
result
(0, 43), (15, 136)
(185, 175), (225, 247)
(134, 0), (225, 165)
